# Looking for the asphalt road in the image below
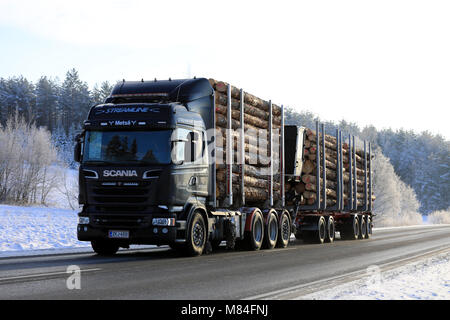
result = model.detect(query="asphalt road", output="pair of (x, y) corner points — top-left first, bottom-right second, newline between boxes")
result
(0, 225), (449, 300)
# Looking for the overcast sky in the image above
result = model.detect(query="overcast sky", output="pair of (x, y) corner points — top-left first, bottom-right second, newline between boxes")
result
(0, 0), (449, 138)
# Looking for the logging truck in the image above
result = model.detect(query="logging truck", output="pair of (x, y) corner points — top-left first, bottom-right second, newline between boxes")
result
(74, 78), (374, 256)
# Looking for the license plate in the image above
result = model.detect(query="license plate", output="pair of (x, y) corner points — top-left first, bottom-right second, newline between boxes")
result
(108, 230), (129, 239)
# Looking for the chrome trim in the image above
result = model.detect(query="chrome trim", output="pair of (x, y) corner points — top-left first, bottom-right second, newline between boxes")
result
(83, 169), (98, 179)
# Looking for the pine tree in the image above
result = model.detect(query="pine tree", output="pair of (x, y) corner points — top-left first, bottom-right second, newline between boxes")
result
(35, 76), (59, 131)
(91, 81), (114, 105)
(58, 69), (91, 134)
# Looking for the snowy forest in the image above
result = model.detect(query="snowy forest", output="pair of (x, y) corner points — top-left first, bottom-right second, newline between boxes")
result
(0, 69), (449, 225)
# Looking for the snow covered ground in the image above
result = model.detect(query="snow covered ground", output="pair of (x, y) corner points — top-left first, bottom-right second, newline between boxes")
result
(0, 204), (88, 255)
(302, 251), (450, 300)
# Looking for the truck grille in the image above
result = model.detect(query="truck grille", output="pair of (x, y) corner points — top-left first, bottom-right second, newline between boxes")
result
(87, 181), (153, 205)
(91, 214), (150, 228)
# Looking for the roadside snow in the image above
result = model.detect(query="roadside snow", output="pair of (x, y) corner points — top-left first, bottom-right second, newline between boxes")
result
(0, 204), (89, 254)
(0, 204), (159, 258)
(303, 251), (450, 300)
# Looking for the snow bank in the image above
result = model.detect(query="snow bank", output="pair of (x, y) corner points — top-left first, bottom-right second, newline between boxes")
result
(0, 204), (88, 253)
(303, 252), (450, 300)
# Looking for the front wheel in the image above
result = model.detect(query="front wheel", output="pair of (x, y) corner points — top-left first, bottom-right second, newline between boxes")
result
(186, 211), (207, 256)
(91, 240), (119, 256)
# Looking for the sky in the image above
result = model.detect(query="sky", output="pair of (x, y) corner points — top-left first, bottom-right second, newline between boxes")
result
(0, 0), (449, 139)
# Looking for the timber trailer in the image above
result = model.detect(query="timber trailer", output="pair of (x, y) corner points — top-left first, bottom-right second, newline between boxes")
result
(74, 78), (373, 256)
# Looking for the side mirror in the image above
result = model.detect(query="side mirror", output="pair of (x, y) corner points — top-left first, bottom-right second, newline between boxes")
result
(74, 141), (82, 163)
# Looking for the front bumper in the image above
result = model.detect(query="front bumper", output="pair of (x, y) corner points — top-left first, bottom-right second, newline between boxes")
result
(77, 212), (179, 245)
(77, 224), (177, 245)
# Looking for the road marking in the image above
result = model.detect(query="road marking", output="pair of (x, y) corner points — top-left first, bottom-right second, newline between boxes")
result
(243, 246), (450, 300)
(0, 268), (102, 283)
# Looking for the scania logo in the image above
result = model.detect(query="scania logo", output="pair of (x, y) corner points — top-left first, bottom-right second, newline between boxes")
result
(103, 170), (138, 177)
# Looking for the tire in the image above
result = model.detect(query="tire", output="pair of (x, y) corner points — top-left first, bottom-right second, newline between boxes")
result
(366, 216), (372, 238)
(303, 216), (326, 244)
(91, 240), (119, 256)
(326, 216), (335, 243)
(359, 215), (367, 239)
(341, 215), (359, 240)
(244, 210), (264, 250)
(186, 211), (207, 256)
(277, 212), (291, 248)
(263, 213), (278, 249)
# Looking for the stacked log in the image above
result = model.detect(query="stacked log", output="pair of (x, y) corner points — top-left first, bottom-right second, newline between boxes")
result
(298, 128), (375, 208)
(210, 79), (281, 203)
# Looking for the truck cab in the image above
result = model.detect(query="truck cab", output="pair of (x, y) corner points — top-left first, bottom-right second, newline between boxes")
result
(75, 78), (217, 255)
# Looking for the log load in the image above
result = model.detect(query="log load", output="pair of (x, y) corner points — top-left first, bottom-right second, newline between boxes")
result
(292, 128), (374, 208)
(210, 79), (281, 204)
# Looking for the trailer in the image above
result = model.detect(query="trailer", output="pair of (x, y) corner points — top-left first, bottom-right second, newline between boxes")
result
(74, 77), (373, 256)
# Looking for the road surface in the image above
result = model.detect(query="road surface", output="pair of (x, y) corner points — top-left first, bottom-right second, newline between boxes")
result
(0, 225), (449, 299)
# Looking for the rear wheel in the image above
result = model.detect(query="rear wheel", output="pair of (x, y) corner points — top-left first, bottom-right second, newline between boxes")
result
(263, 213), (278, 249)
(277, 212), (291, 248)
(244, 211), (264, 250)
(91, 240), (119, 256)
(341, 215), (359, 240)
(303, 216), (326, 244)
(366, 216), (372, 238)
(359, 215), (367, 239)
(326, 216), (335, 243)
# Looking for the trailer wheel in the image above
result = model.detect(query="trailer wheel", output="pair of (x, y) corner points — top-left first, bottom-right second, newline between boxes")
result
(263, 213), (278, 250)
(277, 212), (291, 248)
(359, 215), (367, 239)
(186, 211), (207, 256)
(326, 216), (335, 243)
(91, 240), (119, 256)
(244, 210), (264, 250)
(341, 215), (359, 240)
(366, 216), (372, 238)
(303, 216), (326, 244)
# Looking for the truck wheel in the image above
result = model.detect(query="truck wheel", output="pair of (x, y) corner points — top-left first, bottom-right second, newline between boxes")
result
(277, 212), (291, 248)
(244, 210), (264, 250)
(303, 216), (326, 244)
(341, 215), (359, 240)
(186, 211), (207, 256)
(326, 216), (335, 243)
(359, 215), (367, 239)
(263, 213), (278, 250)
(91, 240), (119, 256)
(366, 216), (372, 238)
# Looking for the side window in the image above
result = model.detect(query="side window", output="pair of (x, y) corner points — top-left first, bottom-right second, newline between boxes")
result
(184, 131), (201, 164)
(171, 128), (202, 165)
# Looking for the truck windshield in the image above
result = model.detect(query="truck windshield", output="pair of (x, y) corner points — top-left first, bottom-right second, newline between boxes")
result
(83, 130), (172, 165)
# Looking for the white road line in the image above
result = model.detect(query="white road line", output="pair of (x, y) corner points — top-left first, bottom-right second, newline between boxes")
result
(0, 268), (102, 282)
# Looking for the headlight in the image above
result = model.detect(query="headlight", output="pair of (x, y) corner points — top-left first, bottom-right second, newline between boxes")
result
(78, 216), (90, 225)
(152, 218), (175, 226)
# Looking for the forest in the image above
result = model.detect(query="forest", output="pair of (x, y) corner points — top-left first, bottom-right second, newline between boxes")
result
(0, 69), (448, 224)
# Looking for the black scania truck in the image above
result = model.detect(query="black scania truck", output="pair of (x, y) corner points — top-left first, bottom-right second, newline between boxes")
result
(75, 78), (373, 256)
